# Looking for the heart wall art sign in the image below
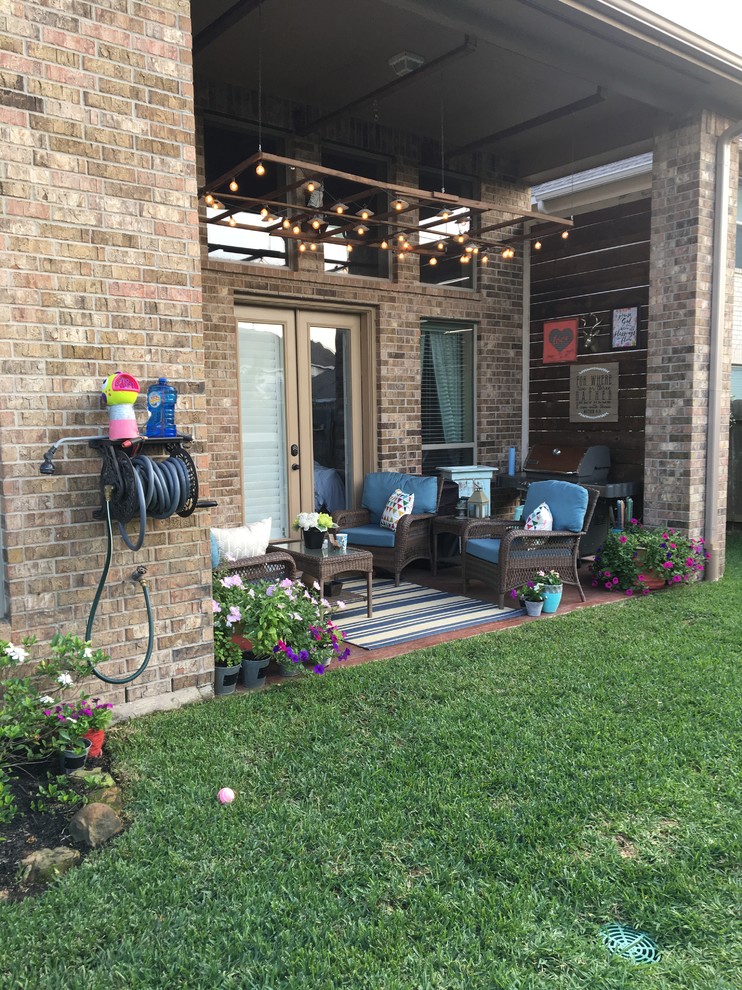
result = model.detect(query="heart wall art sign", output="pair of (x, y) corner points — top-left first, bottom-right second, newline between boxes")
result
(543, 318), (578, 363)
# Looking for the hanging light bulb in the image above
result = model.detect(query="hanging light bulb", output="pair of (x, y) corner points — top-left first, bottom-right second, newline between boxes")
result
(435, 206), (451, 222)
(398, 251), (405, 260)
(310, 215), (323, 230)
(255, 161), (266, 177)
(358, 206), (374, 221)
(346, 244), (353, 253)
(437, 241), (445, 251)
(561, 229), (570, 240)
(404, 241), (412, 251)
(501, 247), (509, 258)
(460, 254), (469, 264)
(259, 206), (269, 218)
(534, 240), (542, 251)
(334, 203), (348, 215)
(429, 256), (438, 266)
(481, 254), (489, 265)
(456, 234), (465, 244)
(309, 242), (318, 251)
(397, 234), (406, 243)
(228, 216), (237, 227)
(298, 242), (306, 252)
(465, 243), (475, 253)
(204, 192), (215, 206)
(380, 240), (389, 250)
(282, 218), (291, 229)
(292, 224), (301, 235)
(306, 180), (318, 193)
(391, 197), (409, 212)
(229, 178), (239, 192)
(356, 225), (366, 236)
(263, 213), (276, 224)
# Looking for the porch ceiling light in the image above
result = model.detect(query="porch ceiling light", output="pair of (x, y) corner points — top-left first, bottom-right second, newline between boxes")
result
(358, 206), (374, 220)
(310, 215), (324, 230)
(333, 202), (349, 215)
(391, 197), (409, 212)
(388, 51), (424, 77)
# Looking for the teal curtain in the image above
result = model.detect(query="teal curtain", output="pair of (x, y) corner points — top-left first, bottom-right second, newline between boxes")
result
(429, 331), (463, 442)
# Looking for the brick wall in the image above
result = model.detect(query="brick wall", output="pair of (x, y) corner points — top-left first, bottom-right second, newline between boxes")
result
(0, 1), (212, 707)
(734, 270), (742, 367)
(646, 111), (738, 573)
(196, 88), (530, 528)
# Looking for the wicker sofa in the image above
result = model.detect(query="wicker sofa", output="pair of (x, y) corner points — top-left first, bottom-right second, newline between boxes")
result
(334, 472), (454, 585)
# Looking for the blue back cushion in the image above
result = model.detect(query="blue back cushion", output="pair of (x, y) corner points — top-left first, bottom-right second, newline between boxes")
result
(522, 480), (589, 532)
(361, 472), (438, 524)
(210, 531), (220, 568)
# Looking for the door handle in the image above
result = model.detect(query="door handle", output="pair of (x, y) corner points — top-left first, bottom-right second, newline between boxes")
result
(291, 463), (300, 471)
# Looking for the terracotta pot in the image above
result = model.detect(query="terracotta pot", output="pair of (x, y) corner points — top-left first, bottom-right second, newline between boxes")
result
(82, 728), (105, 758)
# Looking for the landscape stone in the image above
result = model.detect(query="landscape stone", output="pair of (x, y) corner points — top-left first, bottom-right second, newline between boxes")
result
(69, 803), (123, 848)
(21, 847), (80, 883)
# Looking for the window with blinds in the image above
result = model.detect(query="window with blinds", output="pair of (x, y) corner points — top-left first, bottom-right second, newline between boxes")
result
(421, 320), (475, 473)
(238, 322), (288, 537)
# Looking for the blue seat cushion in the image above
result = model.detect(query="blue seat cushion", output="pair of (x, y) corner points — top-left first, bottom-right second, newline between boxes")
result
(522, 480), (588, 532)
(466, 538), (501, 564)
(361, 472), (438, 524)
(342, 524), (397, 548)
(210, 531), (220, 568)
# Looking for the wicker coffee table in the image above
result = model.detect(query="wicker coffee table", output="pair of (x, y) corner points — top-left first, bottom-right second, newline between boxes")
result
(282, 544), (374, 617)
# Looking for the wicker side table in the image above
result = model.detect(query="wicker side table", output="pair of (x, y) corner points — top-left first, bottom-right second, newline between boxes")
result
(431, 515), (472, 575)
(283, 545), (374, 617)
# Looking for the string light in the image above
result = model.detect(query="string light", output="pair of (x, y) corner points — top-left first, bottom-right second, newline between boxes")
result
(307, 180), (317, 193)
(391, 197), (409, 212)
(292, 224), (301, 235)
(437, 241), (445, 251)
(481, 254), (489, 264)
(429, 257), (437, 266)
(346, 244), (353, 253)
(534, 240), (542, 250)
(356, 225), (366, 236)
(282, 219), (291, 229)
(204, 193), (214, 206)
(397, 234), (406, 243)
(334, 203), (348, 215)
(259, 207), (269, 218)
(255, 161), (266, 176)
(561, 229), (569, 240)
(380, 240), (389, 250)
(298, 242), (306, 252)
(310, 216), (323, 230)
(229, 179), (238, 192)
(358, 207), (374, 220)
(309, 242), (318, 251)
(228, 216), (237, 227)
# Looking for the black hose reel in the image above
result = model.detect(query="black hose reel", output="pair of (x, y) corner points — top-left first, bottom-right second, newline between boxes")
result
(93, 439), (199, 551)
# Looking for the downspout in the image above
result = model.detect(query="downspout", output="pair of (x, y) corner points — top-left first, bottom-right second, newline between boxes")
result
(705, 120), (742, 580)
(521, 239), (531, 471)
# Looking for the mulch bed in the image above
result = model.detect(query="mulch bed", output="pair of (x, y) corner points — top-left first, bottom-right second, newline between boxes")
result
(0, 751), (114, 903)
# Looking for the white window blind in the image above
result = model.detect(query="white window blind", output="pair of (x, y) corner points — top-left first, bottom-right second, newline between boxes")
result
(238, 323), (288, 537)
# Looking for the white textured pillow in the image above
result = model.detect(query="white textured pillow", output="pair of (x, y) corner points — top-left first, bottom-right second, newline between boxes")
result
(380, 489), (415, 530)
(524, 502), (553, 531)
(211, 518), (271, 562)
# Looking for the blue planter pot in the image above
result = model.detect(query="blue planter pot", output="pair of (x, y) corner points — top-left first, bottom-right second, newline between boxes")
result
(542, 584), (563, 613)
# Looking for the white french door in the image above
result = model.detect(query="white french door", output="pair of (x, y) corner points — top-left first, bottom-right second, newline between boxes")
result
(236, 306), (365, 539)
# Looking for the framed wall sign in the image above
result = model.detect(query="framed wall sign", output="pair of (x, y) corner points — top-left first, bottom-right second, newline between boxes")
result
(543, 318), (578, 363)
(611, 307), (638, 349)
(569, 363), (619, 422)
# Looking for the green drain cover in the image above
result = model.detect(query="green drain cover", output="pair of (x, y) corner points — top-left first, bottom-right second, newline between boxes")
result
(600, 923), (661, 964)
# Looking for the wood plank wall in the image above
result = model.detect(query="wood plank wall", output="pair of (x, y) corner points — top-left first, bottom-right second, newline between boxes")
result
(529, 199), (650, 482)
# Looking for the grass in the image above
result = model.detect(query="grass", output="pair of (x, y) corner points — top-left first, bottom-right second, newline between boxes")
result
(1, 540), (741, 989)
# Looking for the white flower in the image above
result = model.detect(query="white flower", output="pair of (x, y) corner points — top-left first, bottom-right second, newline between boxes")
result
(83, 647), (93, 659)
(57, 672), (73, 686)
(4, 644), (28, 664)
(335, 600), (346, 609)
(38, 695), (54, 705)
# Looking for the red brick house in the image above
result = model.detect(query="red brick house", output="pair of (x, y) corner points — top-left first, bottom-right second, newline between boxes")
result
(1, 0), (740, 714)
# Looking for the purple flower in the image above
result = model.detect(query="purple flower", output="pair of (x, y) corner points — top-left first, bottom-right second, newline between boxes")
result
(313, 664), (326, 675)
(625, 589), (633, 596)
(662, 561), (673, 569)
(612, 577), (619, 585)
(605, 582), (613, 590)
(672, 574), (682, 582)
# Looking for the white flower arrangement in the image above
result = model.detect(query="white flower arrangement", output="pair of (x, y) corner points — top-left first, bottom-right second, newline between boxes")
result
(292, 511), (335, 532)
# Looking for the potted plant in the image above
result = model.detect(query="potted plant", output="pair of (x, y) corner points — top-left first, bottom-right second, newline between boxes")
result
(80, 698), (114, 757)
(537, 569), (563, 613)
(511, 580), (546, 616)
(41, 699), (112, 773)
(239, 577), (350, 676)
(592, 521), (709, 595)
(292, 511), (336, 550)
(211, 570), (245, 695)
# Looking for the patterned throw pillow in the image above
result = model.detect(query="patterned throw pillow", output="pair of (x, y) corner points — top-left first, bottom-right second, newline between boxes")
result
(379, 489), (415, 530)
(524, 502), (553, 531)
(211, 518), (272, 563)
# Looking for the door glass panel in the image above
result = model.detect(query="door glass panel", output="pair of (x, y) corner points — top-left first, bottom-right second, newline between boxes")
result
(310, 326), (350, 513)
(237, 321), (288, 537)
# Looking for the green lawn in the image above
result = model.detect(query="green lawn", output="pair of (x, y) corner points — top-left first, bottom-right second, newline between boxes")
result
(2, 539), (741, 990)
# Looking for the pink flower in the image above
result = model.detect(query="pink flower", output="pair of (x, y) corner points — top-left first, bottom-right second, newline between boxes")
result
(625, 589), (633, 596)
(637, 574), (646, 582)
(685, 557), (694, 566)
(612, 577), (619, 585)
(619, 535), (627, 544)
(605, 582), (613, 590)
(662, 561), (673, 569)
(211, 600), (221, 613)
(672, 574), (682, 582)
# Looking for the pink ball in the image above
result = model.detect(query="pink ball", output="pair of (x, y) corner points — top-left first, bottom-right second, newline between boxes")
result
(217, 787), (235, 805)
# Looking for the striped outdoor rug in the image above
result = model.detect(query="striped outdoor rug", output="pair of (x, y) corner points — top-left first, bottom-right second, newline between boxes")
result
(336, 578), (524, 650)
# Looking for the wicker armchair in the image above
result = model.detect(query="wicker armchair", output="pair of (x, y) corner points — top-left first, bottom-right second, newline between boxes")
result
(461, 481), (599, 606)
(334, 473), (451, 586)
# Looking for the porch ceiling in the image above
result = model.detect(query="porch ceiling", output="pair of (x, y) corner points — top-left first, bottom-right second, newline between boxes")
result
(190, 0), (742, 183)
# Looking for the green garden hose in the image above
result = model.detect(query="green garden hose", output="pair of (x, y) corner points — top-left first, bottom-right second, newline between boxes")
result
(85, 486), (155, 685)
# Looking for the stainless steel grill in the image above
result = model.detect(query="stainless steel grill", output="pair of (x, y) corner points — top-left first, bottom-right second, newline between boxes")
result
(523, 444), (611, 485)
